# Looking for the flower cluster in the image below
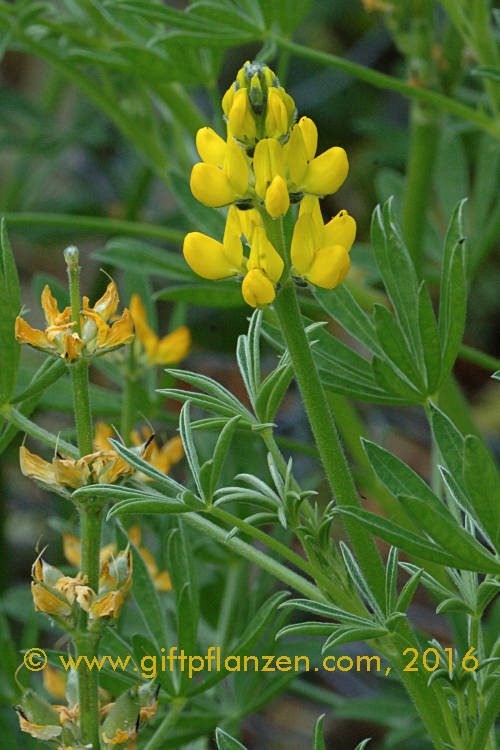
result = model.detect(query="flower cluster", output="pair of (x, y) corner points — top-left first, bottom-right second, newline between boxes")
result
(16, 662), (157, 747)
(31, 547), (132, 626)
(183, 61), (356, 307)
(15, 281), (133, 362)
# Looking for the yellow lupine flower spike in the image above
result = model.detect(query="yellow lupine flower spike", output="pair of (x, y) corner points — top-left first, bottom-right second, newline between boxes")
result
(130, 295), (191, 367)
(15, 281), (133, 362)
(186, 60), (354, 306)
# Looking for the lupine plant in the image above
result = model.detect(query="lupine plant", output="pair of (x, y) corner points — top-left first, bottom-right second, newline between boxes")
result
(1, 1), (500, 749)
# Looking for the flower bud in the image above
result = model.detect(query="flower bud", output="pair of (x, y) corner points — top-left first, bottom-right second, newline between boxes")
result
(228, 88), (256, 144)
(265, 175), (290, 218)
(264, 88), (289, 139)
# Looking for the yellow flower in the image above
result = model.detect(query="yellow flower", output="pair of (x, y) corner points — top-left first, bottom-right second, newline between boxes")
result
(42, 666), (67, 702)
(227, 88), (257, 144)
(15, 282), (133, 362)
(253, 138), (289, 218)
(130, 427), (183, 477)
(20, 443), (133, 494)
(242, 227), (284, 308)
(31, 557), (79, 619)
(190, 134), (249, 208)
(129, 524), (172, 592)
(285, 117), (349, 197)
(16, 690), (63, 742)
(183, 205), (247, 280)
(62, 532), (115, 569)
(130, 295), (191, 367)
(291, 197), (355, 289)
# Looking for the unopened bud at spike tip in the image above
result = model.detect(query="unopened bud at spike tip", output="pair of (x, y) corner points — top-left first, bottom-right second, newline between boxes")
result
(63, 245), (79, 270)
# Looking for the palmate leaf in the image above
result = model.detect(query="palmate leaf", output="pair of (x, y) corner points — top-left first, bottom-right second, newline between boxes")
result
(322, 624), (388, 652)
(95, 237), (193, 281)
(463, 435), (500, 549)
(155, 282), (244, 308)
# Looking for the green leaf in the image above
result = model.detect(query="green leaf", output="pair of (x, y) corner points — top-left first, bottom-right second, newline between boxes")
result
(279, 598), (373, 627)
(313, 284), (381, 355)
(95, 237), (194, 281)
(371, 355), (423, 403)
(373, 303), (424, 390)
(109, 439), (185, 495)
(397, 494), (500, 574)
(255, 358), (293, 422)
(340, 542), (384, 621)
(463, 435), (500, 548)
(161, 370), (254, 422)
(155, 282), (244, 308)
(362, 439), (439, 507)
(0, 219), (20, 405)
(336, 508), (460, 567)
(207, 415), (241, 499)
(117, 523), (170, 652)
(395, 568), (423, 613)
(236, 310), (262, 410)
(216, 728), (248, 750)
(417, 282), (441, 393)
(471, 66), (500, 82)
(167, 523), (199, 690)
(313, 714), (326, 750)
(385, 547), (398, 616)
(435, 133), (469, 222)
(11, 357), (66, 404)
(438, 200), (467, 384)
(179, 401), (202, 497)
(108, 498), (192, 518)
(322, 624), (388, 652)
(370, 200), (420, 355)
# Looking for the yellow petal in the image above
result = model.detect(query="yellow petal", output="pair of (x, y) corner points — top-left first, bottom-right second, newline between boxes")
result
(242, 269), (276, 308)
(155, 326), (191, 365)
(94, 421), (114, 451)
(297, 116), (318, 161)
(265, 175), (290, 218)
(183, 232), (243, 280)
(228, 88), (256, 142)
(90, 590), (124, 619)
(247, 226), (284, 284)
(291, 214), (317, 275)
(15, 318), (52, 352)
(236, 207), (262, 243)
(190, 163), (236, 207)
(224, 136), (249, 196)
(17, 712), (62, 741)
(61, 332), (83, 362)
(130, 294), (158, 361)
(306, 245), (351, 289)
(31, 582), (72, 617)
(254, 138), (285, 198)
(163, 435), (184, 465)
(75, 585), (95, 612)
(53, 456), (89, 489)
(304, 146), (349, 196)
(92, 281), (119, 322)
(221, 82), (236, 115)
(102, 309), (134, 351)
(129, 524), (142, 546)
(264, 88), (289, 138)
(62, 533), (82, 568)
(154, 571), (172, 592)
(196, 126), (226, 166)
(285, 125), (308, 187)
(19, 445), (57, 487)
(323, 209), (357, 252)
(41, 285), (62, 327)
(42, 666), (67, 702)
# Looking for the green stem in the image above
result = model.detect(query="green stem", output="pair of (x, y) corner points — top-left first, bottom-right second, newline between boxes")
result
(143, 698), (186, 750)
(65, 252), (101, 749)
(182, 511), (327, 603)
(459, 343), (500, 373)
(272, 281), (386, 607)
(1, 212), (184, 243)
(271, 35), (500, 140)
(470, 679), (500, 750)
(211, 506), (325, 585)
(401, 104), (440, 271)
(1, 406), (78, 457)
